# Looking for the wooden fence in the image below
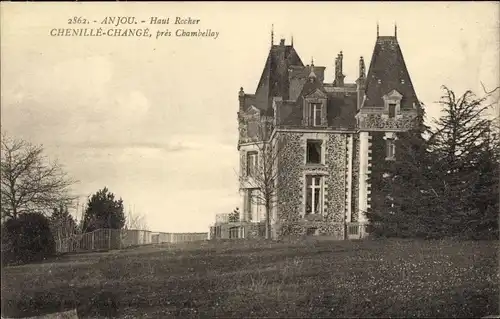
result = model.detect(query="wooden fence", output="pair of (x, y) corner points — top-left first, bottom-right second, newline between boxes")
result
(55, 228), (125, 253)
(55, 229), (209, 253)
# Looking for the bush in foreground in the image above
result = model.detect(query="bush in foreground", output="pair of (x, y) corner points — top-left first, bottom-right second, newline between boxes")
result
(1, 212), (56, 266)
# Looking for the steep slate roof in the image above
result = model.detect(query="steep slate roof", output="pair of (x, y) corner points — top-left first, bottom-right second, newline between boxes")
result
(326, 91), (357, 129)
(245, 34), (418, 129)
(363, 36), (419, 109)
(254, 41), (304, 114)
(298, 66), (327, 97)
(280, 67), (358, 129)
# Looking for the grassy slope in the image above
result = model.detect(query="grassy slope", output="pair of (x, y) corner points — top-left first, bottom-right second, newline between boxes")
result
(1, 238), (499, 318)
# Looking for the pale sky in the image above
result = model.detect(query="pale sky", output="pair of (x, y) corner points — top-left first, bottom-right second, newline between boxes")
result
(1, 2), (498, 232)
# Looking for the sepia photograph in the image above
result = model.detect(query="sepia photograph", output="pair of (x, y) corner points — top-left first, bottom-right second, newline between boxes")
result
(1, 2), (499, 318)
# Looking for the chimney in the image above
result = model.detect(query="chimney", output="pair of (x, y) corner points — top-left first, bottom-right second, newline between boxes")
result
(334, 51), (345, 87)
(339, 51), (343, 76)
(359, 56), (366, 79)
(280, 38), (285, 46)
(238, 87), (245, 111)
(356, 57), (366, 110)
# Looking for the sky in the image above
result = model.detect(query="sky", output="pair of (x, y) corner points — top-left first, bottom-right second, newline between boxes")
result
(1, 2), (498, 232)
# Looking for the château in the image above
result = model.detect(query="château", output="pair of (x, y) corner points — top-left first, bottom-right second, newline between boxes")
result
(211, 25), (420, 240)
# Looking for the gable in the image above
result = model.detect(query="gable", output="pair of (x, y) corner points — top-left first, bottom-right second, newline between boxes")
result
(247, 105), (261, 115)
(305, 88), (327, 99)
(384, 89), (403, 100)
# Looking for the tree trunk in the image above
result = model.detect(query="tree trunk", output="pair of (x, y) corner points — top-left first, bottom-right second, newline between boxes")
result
(265, 201), (271, 240)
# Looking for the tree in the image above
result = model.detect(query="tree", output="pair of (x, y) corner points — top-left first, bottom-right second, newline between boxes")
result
(228, 207), (240, 222)
(366, 102), (441, 238)
(430, 86), (498, 238)
(368, 86), (499, 239)
(81, 187), (125, 232)
(49, 204), (77, 246)
(239, 118), (284, 239)
(1, 212), (56, 265)
(1, 133), (77, 220)
(124, 207), (148, 230)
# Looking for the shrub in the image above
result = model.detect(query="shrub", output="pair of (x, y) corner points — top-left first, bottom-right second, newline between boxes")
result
(1, 212), (56, 266)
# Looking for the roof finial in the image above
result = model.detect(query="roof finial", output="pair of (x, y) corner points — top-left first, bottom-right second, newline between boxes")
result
(291, 34), (294, 47)
(311, 57), (314, 66)
(377, 21), (379, 37)
(271, 24), (274, 46)
(394, 22), (397, 38)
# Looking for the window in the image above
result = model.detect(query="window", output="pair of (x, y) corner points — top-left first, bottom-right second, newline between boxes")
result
(246, 189), (259, 221)
(388, 103), (396, 118)
(386, 139), (396, 160)
(305, 175), (323, 215)
(309, 103), (322, 126)
(306, 227), (318, 236)
(229, 227), (239, 239)
(246, 151), (258, 177)
(306, 140), (322, 164)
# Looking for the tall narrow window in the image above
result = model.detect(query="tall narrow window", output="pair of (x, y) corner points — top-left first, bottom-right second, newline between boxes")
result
(246, 189), (258, 221)
(229, 227), (239, 239)
(388, 103), (396, 118)
(246, 151), (258, 177)
(386, 139), (396, 160)
(306, 140), (322, 164)
(309, 103), (322, 126)
(306, 175), (323, 215)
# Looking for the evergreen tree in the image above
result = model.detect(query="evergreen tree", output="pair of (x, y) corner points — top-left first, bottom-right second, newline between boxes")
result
(461, 125), (499, 239)
(367, 102), (440, 238)
(81, 187), (125, 232)
(369, 85), (499, 240)
(228, 207), (240, 222)
(430, 87), (497, 238)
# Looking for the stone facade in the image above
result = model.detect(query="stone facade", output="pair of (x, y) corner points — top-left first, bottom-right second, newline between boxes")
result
(351, 133), (360, 222)
(232, 29), (420, 240)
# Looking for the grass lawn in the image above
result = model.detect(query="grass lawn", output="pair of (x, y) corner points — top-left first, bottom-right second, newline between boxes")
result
(1, 238), (499, 318)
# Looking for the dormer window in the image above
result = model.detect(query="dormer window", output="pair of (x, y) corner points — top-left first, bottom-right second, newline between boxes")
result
(310, 103), (322, 126)
(303, 90), (327, 127)
(382, 90), (403, 118)
(401, 79), (405, 84)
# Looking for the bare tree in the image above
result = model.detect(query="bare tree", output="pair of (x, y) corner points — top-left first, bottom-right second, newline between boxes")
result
(49, 204), (78, 250)
(0, 133), (77, 220)
(239, 118), (284, 239)
(124, 207), (148, 230)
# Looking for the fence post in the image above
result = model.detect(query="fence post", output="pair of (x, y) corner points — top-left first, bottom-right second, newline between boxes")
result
(92, 231), (95, 250)
(108, 229), (111, 250)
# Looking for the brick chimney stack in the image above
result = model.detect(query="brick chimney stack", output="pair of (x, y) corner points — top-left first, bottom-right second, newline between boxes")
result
(238, 87), (245, 111)
(356, 57), (366, 110)
(359, 56), (366, 79)
(334, 51), (345, 87)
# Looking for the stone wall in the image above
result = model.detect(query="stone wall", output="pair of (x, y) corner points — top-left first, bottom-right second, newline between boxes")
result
(357, 112), (416, 131)
(368, 132), (386, 214)
(351, 133), (360, 222)
(276, 132), (304, 227)
(274, 131), (348, 239)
